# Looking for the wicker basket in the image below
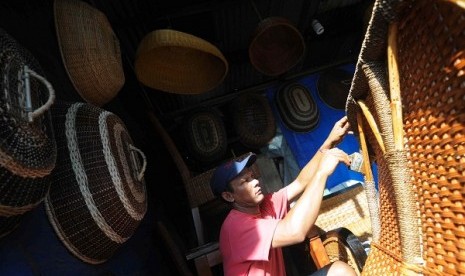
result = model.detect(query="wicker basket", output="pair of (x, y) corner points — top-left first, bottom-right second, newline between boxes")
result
(249, 17), (305, 76)
(184, 109), (228, 163)
(54, 0), (125, 106)
(135, 29), (228, 94)
(275, 82), (319, 132)
(231, 93), (276, 149)
(346, 0), (465, 274)
(317, 67), (353, 110)
(0, 28), (56, 237)
(45, 102), (147, 264)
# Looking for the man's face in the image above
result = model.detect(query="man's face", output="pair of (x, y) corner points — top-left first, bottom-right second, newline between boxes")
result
(228, 167), (264, 207)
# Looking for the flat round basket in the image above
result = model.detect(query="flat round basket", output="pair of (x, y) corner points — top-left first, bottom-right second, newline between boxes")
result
(249, 17), (305, 76)
(0, 28), (56, 237)
(275, 82), (319, 132)
(54, 0), (125, 106)
(45, 102), (147, 264)
(184, 109), (227, 163)
(317, 68), (353, 110)
(232, 93), (276, 149)
(135, 29), (228, 94)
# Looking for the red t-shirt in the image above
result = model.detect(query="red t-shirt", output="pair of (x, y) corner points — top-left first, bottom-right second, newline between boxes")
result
(220, 189), (289, 276)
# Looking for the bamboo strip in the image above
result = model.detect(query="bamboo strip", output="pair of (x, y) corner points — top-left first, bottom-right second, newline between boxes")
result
(357, 100), (386, 154)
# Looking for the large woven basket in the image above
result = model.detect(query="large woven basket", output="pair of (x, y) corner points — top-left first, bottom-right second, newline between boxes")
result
(231, 93), (276, 149)
(135, 29), (228, 94)
(45, 102), (147, 264)
(346, 0), (465, 274)
(249, 17), (305, 76)
(54, 0), (125, 106)
(0, 28), (56, 238)
(317, 67), (353, 110)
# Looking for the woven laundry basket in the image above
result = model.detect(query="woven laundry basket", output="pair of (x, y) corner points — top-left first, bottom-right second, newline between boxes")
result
(0, 28), (56, 238)
(249, 17), (305, 76)
(54, 0), (125, 106)
(231, 93), (276, 149)
(184, 109), (228, 163)
(134, 29), (228, 94)
(317, 68), (353, 110)
(45, 102), (147, 264)
(275, 82), (319, 132)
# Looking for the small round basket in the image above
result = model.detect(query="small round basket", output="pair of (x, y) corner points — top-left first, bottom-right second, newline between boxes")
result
(45, 102), (147, 264)
(54, 0), (125, 106)
(249, 17), (305, 76)
(317, 68), (353, 110)
(135, 29), (228, 94)
(184, 109), (228, 163)
(275, 82), (319, 132)
(232, 93), (276, 149)
(0, 28), (56, 238)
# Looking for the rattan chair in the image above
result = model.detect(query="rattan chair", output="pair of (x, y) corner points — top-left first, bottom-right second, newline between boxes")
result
(346, 0), (465, 274)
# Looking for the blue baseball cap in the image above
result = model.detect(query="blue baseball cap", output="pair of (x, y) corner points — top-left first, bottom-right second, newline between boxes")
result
(210, 153), (257, 197)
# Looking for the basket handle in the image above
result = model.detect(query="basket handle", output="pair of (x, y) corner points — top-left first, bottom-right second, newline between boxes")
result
(129, 144), (147, 181)
(22, 65), (56, 123)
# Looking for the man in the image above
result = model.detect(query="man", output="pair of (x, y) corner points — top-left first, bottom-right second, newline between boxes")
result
(210, 116), (357, 276)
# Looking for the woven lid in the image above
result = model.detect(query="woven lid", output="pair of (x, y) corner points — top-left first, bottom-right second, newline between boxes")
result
(54, 0), (125, 106)
(232, 93), (276, 148)
(45, 102), (147, 264)
(135, 29), (228, 94)
(249, 17), (305, 76)
(184, 109), (228, 163)
(275, 82), (319, 132)
(317, 68), (353, 110)
(0, 28), (56, 225)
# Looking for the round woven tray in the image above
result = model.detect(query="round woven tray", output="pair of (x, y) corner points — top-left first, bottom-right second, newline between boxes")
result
(184, 109), (228, 163)
(275, 82), (319, 132)
(232, 93), (276, 148)
(54, 0), (125, 106)
(249, 17), (305, 76)
(135, 29), (228, 94)
(45, 102), (147, 264)
(317, 68), (353, 110)
(0, 28), (56, 237)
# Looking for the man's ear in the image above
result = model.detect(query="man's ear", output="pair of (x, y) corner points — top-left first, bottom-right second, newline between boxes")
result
(221, 191), (234, 203)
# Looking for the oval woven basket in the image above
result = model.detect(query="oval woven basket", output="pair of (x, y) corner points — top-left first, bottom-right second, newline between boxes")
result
(184, 109), (228, 163)
(45, 102), (147, 264)
(54, 0), (125, 106)
(0, 28), (56, 237)
(232, 93), (276, 149)
(317, 68), (353, 110)
(135, 29), (228, 94)
(275, 82), (319, 132)
(249, 17), (305, 76)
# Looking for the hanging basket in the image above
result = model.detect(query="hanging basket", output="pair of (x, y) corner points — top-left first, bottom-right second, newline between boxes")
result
(232, 93), (276, 148)
(135, 29), (229, 94)
(45, 102), (147, 264)
(317, 68), (353, 110)
(0, 28), (57, 237)
(54, 0), (125, 106)
(249, 17), (305, 76)
(275, 82), (319, 132)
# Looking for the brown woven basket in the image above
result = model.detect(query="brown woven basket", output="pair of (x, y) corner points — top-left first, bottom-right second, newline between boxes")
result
(249, 17), (305, 76)
(231, 93), (276, 149)
(184, 109), (228, 163)
(45, 102), (147, 264)
(275, 82), (319, 132)
(317, 68), (353, 110)
(0, 28), (56, 237)
(135, 29), (228, 94)
(54, 0), (125, 106)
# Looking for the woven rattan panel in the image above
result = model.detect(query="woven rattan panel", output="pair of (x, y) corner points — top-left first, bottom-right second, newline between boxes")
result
(398, 1), (465, 274)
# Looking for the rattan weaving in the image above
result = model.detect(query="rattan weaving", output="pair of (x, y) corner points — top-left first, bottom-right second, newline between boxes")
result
(134, 29), (228, 94)
(231, 93), (276, 149)
(54, 0), (125, 106)
(249, 17), (305, 76)
(346, 0), (465, 274)
(45, 102), (147, 264)
(0, 28), (56, 237)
